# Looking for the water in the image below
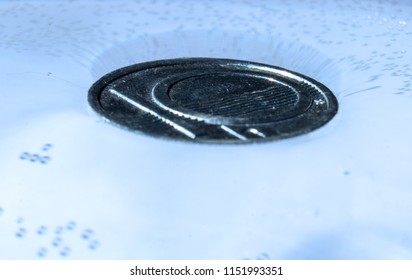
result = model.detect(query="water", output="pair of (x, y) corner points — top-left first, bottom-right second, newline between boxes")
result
(0, 0), (411, 259)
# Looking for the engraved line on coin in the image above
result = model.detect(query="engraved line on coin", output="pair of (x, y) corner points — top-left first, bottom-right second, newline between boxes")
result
(108, 89), (197, 139)
(247, 128), (266, 138)
(220, 125), (248, 141)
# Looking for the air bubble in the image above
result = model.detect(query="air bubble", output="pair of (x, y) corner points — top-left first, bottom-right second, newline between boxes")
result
(37, 226), (47, 235)
(81, 229), (94, 240)
(30, 154), (40, 162)
(89, 240), (100, 250)
(60, 246), (71, 257)
(16, 228), (27, 238)
(37, 247), (47, 258)
(55, 226), (64, 235)
(19, 152), (30, 160)
(42, 144), (53, 151)
(39, 156), (51, 164)
(52, 237), (62, 247)
(66, 221), (76, 230)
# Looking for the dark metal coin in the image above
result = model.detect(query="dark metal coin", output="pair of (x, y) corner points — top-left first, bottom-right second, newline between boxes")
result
(88, 58), (338, 143)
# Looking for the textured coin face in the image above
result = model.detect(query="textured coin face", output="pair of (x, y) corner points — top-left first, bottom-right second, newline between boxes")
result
(88, 58), (338, 143)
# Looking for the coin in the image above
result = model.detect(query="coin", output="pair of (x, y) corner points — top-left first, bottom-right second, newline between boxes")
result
(88, 58), (338, 143)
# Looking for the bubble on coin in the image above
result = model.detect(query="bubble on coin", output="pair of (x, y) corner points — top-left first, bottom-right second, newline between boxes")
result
(88, 58), (338, 143)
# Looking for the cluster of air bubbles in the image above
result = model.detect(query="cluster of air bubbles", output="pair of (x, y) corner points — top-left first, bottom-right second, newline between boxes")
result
(48, 221), (79, 257)
(81, 229), (100, 250)
(15, 217), (27, 238)
(8, 213), (101, 258)
(19, 144), (53, 164)
(20, 153), (51, 164)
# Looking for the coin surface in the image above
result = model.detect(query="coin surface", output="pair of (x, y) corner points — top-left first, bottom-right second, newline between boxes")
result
(88, 58), (338, 143)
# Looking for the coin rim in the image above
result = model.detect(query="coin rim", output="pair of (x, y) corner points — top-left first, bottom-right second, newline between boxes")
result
(88, 57), (338, 143)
